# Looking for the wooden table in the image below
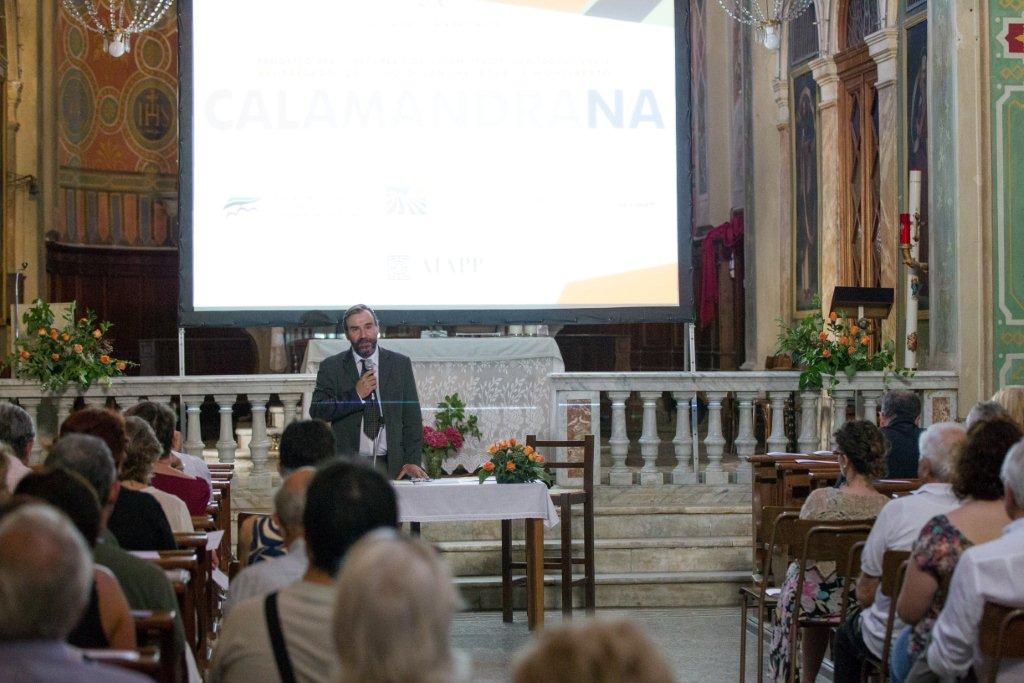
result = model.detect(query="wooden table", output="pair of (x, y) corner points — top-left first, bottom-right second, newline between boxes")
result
(394, 478), (559, 630)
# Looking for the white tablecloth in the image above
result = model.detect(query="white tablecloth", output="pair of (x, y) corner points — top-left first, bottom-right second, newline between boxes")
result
(303, 337), (564, 473)
(394, 477), (560, 528)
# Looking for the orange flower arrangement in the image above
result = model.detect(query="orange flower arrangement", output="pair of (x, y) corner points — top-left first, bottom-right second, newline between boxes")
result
(5, 300), (134, 392)
(479, 438), (552, 485)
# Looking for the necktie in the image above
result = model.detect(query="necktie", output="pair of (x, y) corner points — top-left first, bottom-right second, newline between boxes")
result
(362, 359), (381, 440)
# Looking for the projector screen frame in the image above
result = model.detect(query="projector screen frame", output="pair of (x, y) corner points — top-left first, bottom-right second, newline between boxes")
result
(177, 0), (694, 328)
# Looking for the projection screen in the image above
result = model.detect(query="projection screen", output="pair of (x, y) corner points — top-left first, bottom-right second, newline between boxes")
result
(178, 0), (692, 326)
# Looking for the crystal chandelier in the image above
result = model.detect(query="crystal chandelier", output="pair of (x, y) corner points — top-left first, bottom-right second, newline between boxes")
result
(61, 0), (174, 58)
(715, 0), (814, 51)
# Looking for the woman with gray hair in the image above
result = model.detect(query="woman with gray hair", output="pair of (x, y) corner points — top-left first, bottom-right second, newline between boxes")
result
(333, 532), (466, 683)
(120, 416), (194, 533)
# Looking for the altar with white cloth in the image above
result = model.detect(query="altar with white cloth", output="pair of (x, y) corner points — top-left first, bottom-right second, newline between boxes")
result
(394, 477), (559, 629)
(302, 337), (564, 473)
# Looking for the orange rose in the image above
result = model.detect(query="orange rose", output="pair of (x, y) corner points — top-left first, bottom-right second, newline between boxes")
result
(61, 333), (70, 342)
(818, 331), (828, 341)
(36, 327), (46, 336)
(535, 455), (545, 463)
(527, 453), (537, 462)
(523, 445), (535, 455)
(72, 343), (83, 354)
(99, 354), (111, 364)
(482, 461), (495, 472)
(847, 345), (856, 354)
(822, 349), (832, 359)
(115, 361), (126, 371)
(860, 336), (870, 346)
(829, 312), (838, 321)
(19, 350), (29, 360)
(50, 353), (60, 361)
(92, 329), (102, 339)
(839, 336), (850, 346)
(509, 438), (517, 446)
(486, 445), (497, 455)
(506, 461), (516, 472)
(850, 325), (859, 334)
(49, 328), (58, 340)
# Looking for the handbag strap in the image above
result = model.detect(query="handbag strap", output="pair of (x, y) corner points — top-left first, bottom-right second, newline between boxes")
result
(264, 592), (297, 683)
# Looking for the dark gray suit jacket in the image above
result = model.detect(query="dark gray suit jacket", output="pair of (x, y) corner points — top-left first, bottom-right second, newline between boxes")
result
(308, 347), (423, 479)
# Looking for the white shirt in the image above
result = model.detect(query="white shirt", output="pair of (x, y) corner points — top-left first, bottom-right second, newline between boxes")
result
(859, 483), (962, 657)
(223, 539), (308, 617)
(143, 485), (194, 534)
(353, 347), (387, 457)
(927, 517), (1024, 682)
(209, 579), (338, 683)
(173, 450), (212, 484)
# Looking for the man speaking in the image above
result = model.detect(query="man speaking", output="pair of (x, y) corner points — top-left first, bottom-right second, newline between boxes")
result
(309, 304), (427, 480)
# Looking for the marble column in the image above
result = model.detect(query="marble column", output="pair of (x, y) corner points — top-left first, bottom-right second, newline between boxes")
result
(867, 27), (901, 345)
(809, 57), (842, 315)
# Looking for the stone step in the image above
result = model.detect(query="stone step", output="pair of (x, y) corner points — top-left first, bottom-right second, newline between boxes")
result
(454, 570), (750, 610)
(420, 507), (751, 542)
(438, 536), (751, 576)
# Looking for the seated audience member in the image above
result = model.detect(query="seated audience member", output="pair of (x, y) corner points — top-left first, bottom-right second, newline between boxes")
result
(170, 428), (212, 483)
(890, 417), (1024, 681)
(123, 401), (210, 516)
(238, 419), (336, 566)
(513, 618), (675, 683)
(880, 390), (925, 478)
(831, 422), (967, 682)
(223, 467), (315, 616)
(769, 420), (890, 682)
(15, 469), (136, 650)
(0, 403), (34, 492)
(121, 416), (193, 533)
(60, 408), (175, 550)
(0, 447), (8, 499)
(965, 401), (1011, 429)
(0, 504), (147, 682)
(334, 532), (465, 683)
(210, 460), (398, 683)
(924, 438), (1024, 681)
(991, 385), (1024, 426)
(44, 433), (189, 660)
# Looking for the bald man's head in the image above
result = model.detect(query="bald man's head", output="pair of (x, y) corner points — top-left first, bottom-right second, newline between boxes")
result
(273, 467), (316, 540)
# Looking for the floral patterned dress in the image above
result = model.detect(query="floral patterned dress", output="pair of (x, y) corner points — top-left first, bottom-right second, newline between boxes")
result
(904, 515), (972, 666)
(768, 487), (888, 682)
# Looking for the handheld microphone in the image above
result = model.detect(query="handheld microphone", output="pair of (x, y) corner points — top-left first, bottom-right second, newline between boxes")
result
(363, 358), (384, 424)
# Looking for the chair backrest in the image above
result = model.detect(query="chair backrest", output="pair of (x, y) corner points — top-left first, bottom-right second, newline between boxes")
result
(796, 522), (873, 568)
(81, 649), (161, 677)
(840, 540), (867, 620)
(525, 435), (595, 492)
(879, 549), (912, 598)
(979, 601), (1024, 679)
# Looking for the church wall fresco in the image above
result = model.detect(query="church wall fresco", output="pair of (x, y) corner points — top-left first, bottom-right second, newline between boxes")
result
(990, 0), (1024, 387)
(55, 9), (177, 248)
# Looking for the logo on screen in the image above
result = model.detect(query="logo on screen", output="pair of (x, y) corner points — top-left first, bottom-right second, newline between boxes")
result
(385, 187), (426, 215)
(223, 197), (261, 218)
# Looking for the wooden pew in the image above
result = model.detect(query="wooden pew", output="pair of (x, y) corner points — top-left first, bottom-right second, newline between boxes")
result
(775, 460), (840, 508)
(132, 609), (180, 683)
(82, 648), (161, 678)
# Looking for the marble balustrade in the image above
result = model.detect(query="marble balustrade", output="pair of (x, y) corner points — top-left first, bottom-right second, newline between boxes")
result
(0, 370), (958, 489)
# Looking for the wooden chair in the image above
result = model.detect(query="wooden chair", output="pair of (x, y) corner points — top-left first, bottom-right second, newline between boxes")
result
(234, 510), (261, 573)
(132, 609), (179, 683)
(738, 506), (801, 683)
(81, 649), (161, 678)
(861, 549), (912, 681)
(500, 435), (595, 621)
(787, 521), (874, 682)
(978, 601), (1024, 682)
(838, 540), (867, 621)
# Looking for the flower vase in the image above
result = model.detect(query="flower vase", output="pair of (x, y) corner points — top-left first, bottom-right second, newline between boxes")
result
(425, 447), (446, 479)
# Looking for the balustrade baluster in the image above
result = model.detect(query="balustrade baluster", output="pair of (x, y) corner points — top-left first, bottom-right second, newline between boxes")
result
(248, 394), (271, 477)
(607, 391), (632, 485)
(638, 392), (662, 486)
(214, 394), (237, 464)
(831, 390), (853, 450)
(798, 391), (820, 453)
(183, 397), (205, 457)
(56, 396), (75, 434)
(733, 391), (758, 484)
(279, 393), (302, 429)
(703, 391), (727, 484)
(670, 392), (696, 484)
(861, 390), (881, 425)
(767, 391), (789, 452)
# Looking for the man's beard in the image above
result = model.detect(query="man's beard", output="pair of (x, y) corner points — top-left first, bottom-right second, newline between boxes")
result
(353, 338), (376, 357)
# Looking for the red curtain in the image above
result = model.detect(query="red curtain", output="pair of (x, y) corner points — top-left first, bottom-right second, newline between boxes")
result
(698, 213), (743, 327)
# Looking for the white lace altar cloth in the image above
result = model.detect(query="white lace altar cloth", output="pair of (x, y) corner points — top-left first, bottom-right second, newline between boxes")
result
(394, 478), (559, 528)
(302, 337), (564, 473)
